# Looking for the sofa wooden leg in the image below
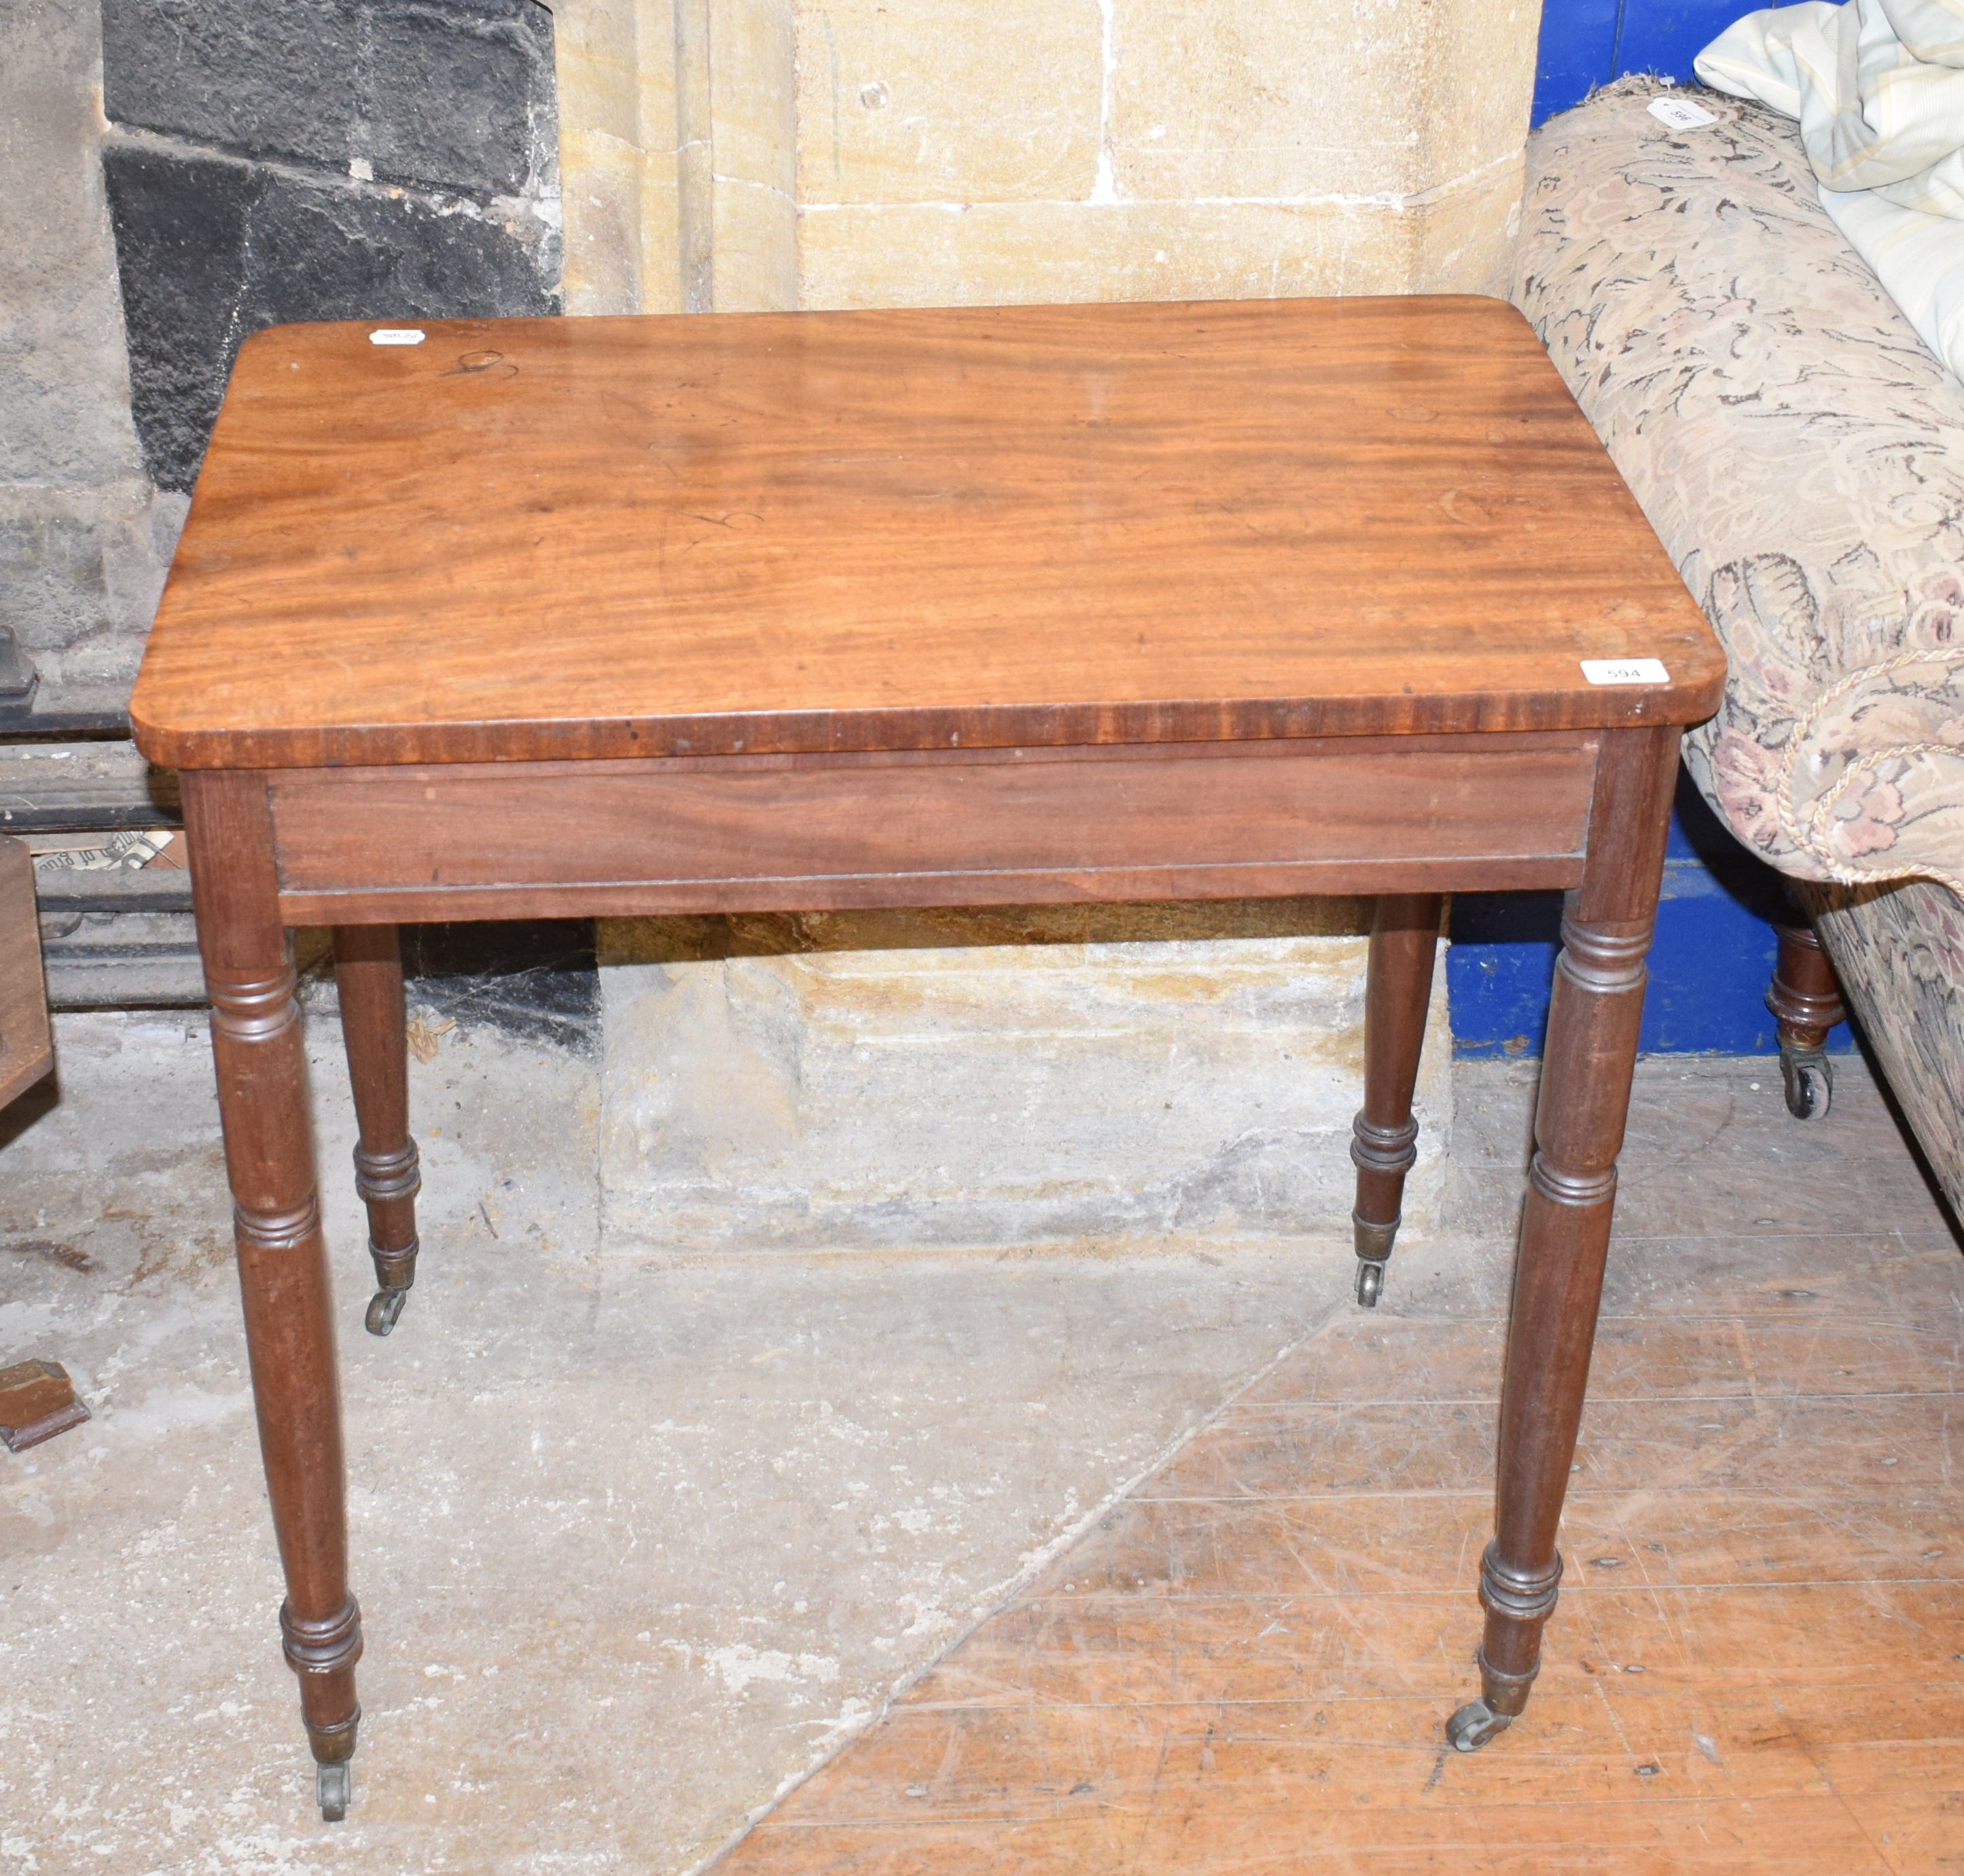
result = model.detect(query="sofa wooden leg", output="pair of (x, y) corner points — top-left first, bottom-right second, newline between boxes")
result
(1766, 915), (1844, 1120)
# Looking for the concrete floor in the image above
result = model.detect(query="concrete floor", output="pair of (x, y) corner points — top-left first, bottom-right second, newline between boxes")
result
(0, 1004), (1951, 1874)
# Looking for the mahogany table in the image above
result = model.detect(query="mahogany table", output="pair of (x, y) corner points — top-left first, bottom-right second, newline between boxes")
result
(130, 295), (1726, 1822)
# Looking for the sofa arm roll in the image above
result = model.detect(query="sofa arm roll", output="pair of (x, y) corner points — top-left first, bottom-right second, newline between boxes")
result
(1511, 77), (1964, 893)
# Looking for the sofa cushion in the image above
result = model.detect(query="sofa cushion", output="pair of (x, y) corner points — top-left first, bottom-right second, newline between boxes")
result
(1512, 78), (1964, 897)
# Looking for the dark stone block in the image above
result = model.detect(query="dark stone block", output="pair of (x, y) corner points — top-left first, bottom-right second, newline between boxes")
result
(101, 0), (553, 200)
(105, 147), (556, 492)
(399, 921), (598, 1051)
(101, 145), (261, 494)
(360, 1), (554, 198)
(239, 169), (558, 329)
(102, 0), (361, 177)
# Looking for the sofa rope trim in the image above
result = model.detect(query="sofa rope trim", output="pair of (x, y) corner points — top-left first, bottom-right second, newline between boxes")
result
(1775, 643), (1964, 898)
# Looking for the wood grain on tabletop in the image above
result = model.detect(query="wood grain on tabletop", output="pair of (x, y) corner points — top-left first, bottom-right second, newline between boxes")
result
(130, 297), (1725, 770)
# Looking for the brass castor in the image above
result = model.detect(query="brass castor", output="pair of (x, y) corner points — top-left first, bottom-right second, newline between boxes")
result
(1352, 1213), (1397, 1310)
(364, 1286), (409, 1336)
(1446, 1699), (1512, 1752)
(317, 1760), (351, 1822)
(363, 1232), (418, 1337)
(1780, 1047), (1833, 1120)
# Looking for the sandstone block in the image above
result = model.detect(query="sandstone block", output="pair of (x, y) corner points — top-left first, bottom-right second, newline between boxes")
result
(795, 0), (1102, 206)
(1107, 0), (1433, 202)
(1419, 0), (1544, 187)
(554, 0), (685, 312)
(599, 915), (1450, 1255)
(1411, 151), (1528, 297)
(798, 196), (1410, 308)
(710, 0), (799, 203)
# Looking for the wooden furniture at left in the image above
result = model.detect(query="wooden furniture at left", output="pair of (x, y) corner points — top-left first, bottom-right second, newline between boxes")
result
(0, 1358), (89, 1454)
(0, 833), (75, 1455)
(130, 296), (1726, 1822)
(0, 835), (52, 1113)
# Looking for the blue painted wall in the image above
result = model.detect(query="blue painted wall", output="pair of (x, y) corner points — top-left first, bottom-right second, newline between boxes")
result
(1534, 0), (1762, 124)
(1448, 774), (1858, 1058)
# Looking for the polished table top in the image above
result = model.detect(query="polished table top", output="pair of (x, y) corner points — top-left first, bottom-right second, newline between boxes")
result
(130, 296), (1724, 773)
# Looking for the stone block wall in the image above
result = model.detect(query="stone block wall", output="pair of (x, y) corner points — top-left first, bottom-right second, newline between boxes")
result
(102, 0), (552, 196)
(0, 0), (562, 711)
(1, 0), (181, 712)
(555, 0), (1541, 314)
(101, 0), (561, 495)
(599, 904), (1452, 1255)
(796, 0), (1535, 309)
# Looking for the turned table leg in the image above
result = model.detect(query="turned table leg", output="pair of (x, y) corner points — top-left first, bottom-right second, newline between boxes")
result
(1351, 893), (1442, 1307)
(1448, 727), (1679, 1752)
(186, 774), (362, 1822)
(332, 926), (423, 1336)
(1766, 907), (1844, 1120)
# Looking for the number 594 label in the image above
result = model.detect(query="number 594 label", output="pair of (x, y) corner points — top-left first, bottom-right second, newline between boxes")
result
(1581, 657), (1670, 685)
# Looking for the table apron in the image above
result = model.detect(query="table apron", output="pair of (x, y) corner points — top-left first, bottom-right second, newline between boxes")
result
(266, 736), (1599, 924)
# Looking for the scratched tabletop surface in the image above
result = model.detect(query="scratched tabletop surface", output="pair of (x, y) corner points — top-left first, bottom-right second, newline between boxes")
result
(132, 296), (1724, 771)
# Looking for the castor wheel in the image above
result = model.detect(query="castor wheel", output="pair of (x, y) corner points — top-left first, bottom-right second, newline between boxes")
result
(1780, 1049), (1832, 1120)
(363, 1234), (418, 1337)
(1352, 1214), (1396, 1309)
(317, 1760), (351, 1822)
(1446, 1699), (1512, 1752)
(365, 1287), (408, 1337)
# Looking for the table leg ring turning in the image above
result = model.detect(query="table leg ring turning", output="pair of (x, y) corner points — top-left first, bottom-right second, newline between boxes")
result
(354, 1138), (421, 1337)
(1448, 1545), (1565, 1750)
(1351, 894), (1442, 1308)
(279, 1595), (364, 1820)
(1350, 1113), (1420, 1307)
(333, 924), (423, 1337)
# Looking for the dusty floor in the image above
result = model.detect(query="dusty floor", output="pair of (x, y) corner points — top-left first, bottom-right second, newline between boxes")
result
(0, 1005), (1953, 1874)
(1, 998), (1366, 1875)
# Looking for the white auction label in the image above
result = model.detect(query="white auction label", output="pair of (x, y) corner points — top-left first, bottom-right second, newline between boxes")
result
(1581, 657), (1671, 685)
(369, 328), (427, 346)
(1647, 96), (1717, 130)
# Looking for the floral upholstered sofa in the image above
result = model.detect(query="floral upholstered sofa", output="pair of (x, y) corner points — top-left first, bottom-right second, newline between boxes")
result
(1512, 77), (1964, 1216)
